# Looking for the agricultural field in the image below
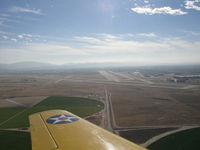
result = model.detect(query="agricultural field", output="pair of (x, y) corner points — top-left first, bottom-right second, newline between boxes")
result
(119, 128), (177, 144)
(148, 127), (200, 150)
(0, 96), (104, 128)
(0, 130), (31, 150)
(108, 85), (200, 127)
(0, 107), (25, 123)
(0, 96), (104, 150)
(0, 66), (200, 149)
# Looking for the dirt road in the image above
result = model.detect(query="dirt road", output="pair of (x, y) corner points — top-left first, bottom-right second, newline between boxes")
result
(141, 125), (200, 147)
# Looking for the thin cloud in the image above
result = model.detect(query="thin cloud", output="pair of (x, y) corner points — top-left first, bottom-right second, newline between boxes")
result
(131, 6), (187, 15)
(137, 33), (157, 37)
(74, 34), (199, 55)
(17, 33), (39, 39)
(18, 35), (23, 39)
(182, 30), (200, 36)
(26, 43), (88, 56)
(0, 31), (41, 42)
(0, 14), (10, 17)
(99, 33), (121, 42)
(9, 6), (42, 15)
(1, 34), (200, 65)
(0, 30), (9, 35)
(0, 20), (4, 26)
(185, 0), (200, 11)
(22, 33), (33, 37)
(74, 36), (103, 44)
(0, 17), (11, 22)
(0, 20), (9, 27)
(11, 38), (17, 42)
(126, 33), (157, 38)
(2, 35), (8, 40)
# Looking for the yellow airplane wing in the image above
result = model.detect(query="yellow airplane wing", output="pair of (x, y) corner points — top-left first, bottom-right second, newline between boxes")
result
(29, 110), (147, 150)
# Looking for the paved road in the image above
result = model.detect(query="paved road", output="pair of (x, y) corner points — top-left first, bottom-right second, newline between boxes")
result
(108, 93), (117, 129)
(105, 90), (113, 133)
(113, 124), (200, 130)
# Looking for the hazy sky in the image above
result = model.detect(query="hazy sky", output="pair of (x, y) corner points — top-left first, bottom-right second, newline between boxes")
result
(0, 0), (200, 65)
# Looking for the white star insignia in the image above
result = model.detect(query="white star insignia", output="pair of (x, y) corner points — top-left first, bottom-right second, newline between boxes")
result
(49, 115), (76, 124)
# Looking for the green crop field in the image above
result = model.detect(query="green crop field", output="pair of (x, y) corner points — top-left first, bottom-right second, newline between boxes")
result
(0, 107), (26, 123)
(148, 127), (200, 150)
(0, 96), (104, 150)
(0, 96), (104, 128)
(0, 130), (31, 150)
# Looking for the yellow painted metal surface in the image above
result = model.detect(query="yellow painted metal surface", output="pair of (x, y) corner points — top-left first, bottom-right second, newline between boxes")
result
(29, 110), (148, 150)
(29, 113), (58, 150)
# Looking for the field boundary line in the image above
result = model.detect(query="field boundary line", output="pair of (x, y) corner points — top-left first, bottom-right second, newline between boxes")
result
(0, 108), (28, 127)
(0, 96), (48, 128)
(5, 99), (26, 107)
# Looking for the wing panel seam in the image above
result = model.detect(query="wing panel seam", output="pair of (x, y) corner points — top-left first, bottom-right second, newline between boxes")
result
(39, 113), (59, 149)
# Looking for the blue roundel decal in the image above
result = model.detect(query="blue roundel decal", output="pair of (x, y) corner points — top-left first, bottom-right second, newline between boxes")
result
(46, 114), (79, 124)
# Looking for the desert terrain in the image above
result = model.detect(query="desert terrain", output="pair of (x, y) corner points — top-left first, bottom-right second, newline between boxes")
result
(0, 66), (200, 145)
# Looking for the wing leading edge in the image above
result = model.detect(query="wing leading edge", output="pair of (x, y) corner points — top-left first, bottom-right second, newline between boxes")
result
(29, 110), (148, 150)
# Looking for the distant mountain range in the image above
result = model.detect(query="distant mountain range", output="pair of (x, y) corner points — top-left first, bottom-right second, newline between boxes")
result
(0, 61), (129, 71)
(1, 61), (199, 73)
(0, 62), (56, 70)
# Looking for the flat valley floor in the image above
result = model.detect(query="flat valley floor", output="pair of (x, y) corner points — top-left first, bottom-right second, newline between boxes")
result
(0, 67), (200, 145)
